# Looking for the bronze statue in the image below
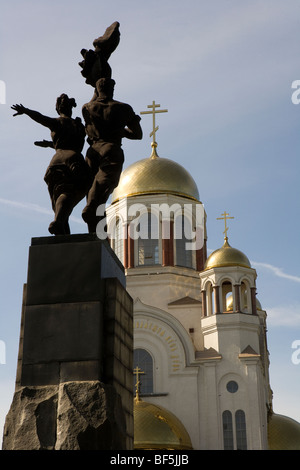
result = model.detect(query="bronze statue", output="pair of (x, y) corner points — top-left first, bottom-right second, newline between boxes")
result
(79, 21), (120, 87)
(78, 22), (143, 233)
(10, 22), (141, 237)
(81, 77), (143, 233)
(11, 95), (91, 235)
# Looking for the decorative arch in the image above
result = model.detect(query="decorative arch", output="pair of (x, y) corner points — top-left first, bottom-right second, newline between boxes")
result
(204, 281), (214, 316)
(133, 299), (196, 369)
(240, 279), (251, 313)
(221, 278), (234, 313)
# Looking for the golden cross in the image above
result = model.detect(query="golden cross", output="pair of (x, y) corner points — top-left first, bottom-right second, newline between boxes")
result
(133, 366), (145, 400)
(140, 100), (168, 144)
(217, 211), (234, 239)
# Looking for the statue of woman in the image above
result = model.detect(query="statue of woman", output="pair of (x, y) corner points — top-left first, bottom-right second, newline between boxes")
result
(12, 94), (92, 235)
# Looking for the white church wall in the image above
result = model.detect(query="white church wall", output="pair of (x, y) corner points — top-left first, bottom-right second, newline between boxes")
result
(134, 310), (201, 449)
(201, 313), (261, 356)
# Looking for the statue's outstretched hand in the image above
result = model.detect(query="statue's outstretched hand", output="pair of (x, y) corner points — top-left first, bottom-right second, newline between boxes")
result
(34, 140), (54, 148)
(11, 104), (26, 116)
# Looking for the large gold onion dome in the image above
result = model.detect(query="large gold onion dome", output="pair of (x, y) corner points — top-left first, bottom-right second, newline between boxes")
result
(268, 412), (300, 450)
(111, 143), (200, 203)
(205, 237), (251, 270)
(134, 398), (193, 450)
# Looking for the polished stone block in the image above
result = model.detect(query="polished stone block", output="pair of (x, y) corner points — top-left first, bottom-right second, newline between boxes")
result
(18, 234), (130, 387)
(26, 234), (125, 306)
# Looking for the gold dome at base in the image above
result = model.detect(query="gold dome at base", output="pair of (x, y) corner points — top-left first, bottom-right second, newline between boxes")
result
(204, 237), (251, 270)
(134, 398), (193, 450)
(268, 412), (300, 450)
(111, 153), (200, 203)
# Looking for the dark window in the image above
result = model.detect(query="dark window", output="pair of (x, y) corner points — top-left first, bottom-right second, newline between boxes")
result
(133, 348), (154, 394)
(175, 215), (193, 268)
(222, 410), (234, 450)
(235, 410), (247, 450)
(226, 380), (239, 393)
(137, 213), (159, 266)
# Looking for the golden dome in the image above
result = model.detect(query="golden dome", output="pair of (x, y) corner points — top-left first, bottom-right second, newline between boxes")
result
(204, 237), (251, 270)
(268, 412), (300, 450)
(134, 398), (193, 450)
(111, 146), (199, 203)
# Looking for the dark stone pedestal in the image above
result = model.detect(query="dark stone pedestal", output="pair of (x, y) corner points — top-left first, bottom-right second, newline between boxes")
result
(2, 234), (133, 450)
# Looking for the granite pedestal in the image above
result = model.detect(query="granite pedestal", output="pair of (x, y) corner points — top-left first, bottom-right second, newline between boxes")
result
(2, 234), (133, 450)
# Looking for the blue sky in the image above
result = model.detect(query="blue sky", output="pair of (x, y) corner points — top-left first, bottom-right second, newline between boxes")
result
(0, 0), (300, 437)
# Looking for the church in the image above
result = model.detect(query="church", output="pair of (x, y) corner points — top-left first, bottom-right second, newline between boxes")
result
(105, 101), (300, 450)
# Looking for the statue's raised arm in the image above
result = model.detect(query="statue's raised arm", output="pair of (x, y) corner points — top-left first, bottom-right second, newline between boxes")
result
(12, 103), (59, 130)
(79, 21), (120, 86)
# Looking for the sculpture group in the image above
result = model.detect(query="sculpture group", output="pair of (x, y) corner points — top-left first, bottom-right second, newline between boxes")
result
(12, 22), (142, 235)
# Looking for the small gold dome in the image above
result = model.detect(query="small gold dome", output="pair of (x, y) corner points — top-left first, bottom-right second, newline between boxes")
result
(226, 294), (262, 312)
(111, 149), (199, 203)
(134, 398), (193, 450)
(268, 412), (300, 450)
(205, 237), (251, 270)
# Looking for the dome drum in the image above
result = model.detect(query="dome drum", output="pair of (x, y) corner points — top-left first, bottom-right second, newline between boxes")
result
(200, 239), (258, 316)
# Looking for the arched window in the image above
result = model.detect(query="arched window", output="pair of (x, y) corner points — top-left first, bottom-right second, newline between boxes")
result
(222, 409), (248, 450)
(206, 282), (214, 316)
(222, 411), (234, 450)
(112, 217), (124, 263)
(240, 281), (251, 314)
(221, 280), (233, 313)
(174, 214), (193, 268)
(133, 348), (154, 394)
(235, 410), (247, 450)
(137, 212), (160, 266)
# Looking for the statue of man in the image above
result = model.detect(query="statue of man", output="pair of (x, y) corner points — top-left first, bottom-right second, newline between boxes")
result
(82, 77), (143, 233)
(11, 95), (91, 235)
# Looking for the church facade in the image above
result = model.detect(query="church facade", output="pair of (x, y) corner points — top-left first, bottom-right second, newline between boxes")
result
(105, 113), (300, 450)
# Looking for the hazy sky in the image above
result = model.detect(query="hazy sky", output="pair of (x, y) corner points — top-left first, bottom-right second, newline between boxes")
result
(0, 0), (300, 438)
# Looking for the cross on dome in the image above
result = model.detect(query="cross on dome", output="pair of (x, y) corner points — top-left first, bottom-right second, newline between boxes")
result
(217, 211), (234, 240)
(133, 366), (145, 401)
(140, 100), (168, 158)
